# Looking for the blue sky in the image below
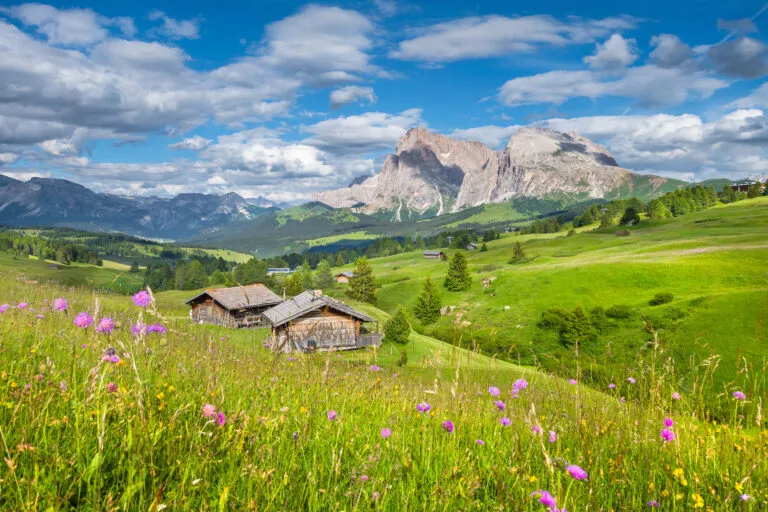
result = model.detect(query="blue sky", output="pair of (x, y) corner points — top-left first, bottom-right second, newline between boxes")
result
(0, 0), (767, 201)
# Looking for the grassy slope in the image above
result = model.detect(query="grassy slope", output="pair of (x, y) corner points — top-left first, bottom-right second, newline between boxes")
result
(331, 197), (768, 391)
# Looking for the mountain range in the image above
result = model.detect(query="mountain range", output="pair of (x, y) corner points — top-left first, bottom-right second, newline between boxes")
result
(313, 127), (682, 219)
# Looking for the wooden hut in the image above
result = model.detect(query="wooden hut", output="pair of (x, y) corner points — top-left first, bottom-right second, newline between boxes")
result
(423, 251), (446, 259)
(185, 284), (283, 328)
(335, 271), (355, 284)
(262, 290), (381, 353)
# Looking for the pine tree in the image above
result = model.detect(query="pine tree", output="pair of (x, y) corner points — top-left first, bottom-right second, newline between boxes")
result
(347, 256), (376, 304)
(620, 207), (640, 225)
(285, 272), (305, 297)
(314, 260), (334, 289)
(509, 242), (527, 264)
(559, 306), (595, 347)
(184, 260), (209, 290)
(384, 306), (411, 344)
(335, 254), (345, 267)
(414, 276), (442, 325)
(480, 242), (488, 252)
(443, 252), (471, 291)
(301, 262), (313, 289)
(748, 182), (762, 198)
(129, 261), (140, 273)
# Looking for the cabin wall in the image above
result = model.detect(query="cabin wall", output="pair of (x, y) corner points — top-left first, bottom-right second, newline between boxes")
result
(273, 309), (359, 352)
(191, 299), (236, 328)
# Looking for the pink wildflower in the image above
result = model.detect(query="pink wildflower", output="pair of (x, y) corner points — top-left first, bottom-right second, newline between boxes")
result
(548, 431), (557, 443)
(671, 391), (681, 400)
(216, 412), (226, 426)
(627, 377), (636, 384)
(380, 428), (391, 439)
(608, 383), (616, 389)
(0, 304), (9, 313)
(416, 402), (431, 413)
(53, 298), (68, 312)
(16, 302), (28, 309)
(202, 403), (216, 419)
(359, 475), (369, 482)
(569, 379), (577, 385)
(532, 490), (557, 508)
(96, 317), (115, 334)
(531, 425), (542, 434)
(660, 429), (675, 442)
(732, 391), (746, 400)
(106, 382), (118, 393)
(663, 417), (674, 428)
(74, 312), (93, 328)
(494, 400), (506, 411)
(500, 417), (511, 426)
(132, 290), (152, 307)
(328, 410), (337, 421)
(513, 378), (528, 390)
(369, 365), (380, 372)
(488, 386), (500, 396)
(566, 465), (588, 480)
(476, 439), (485, 445)
(442, 420), (455, 433)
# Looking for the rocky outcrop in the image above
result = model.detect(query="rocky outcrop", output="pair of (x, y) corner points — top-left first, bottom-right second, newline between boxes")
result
(314, 127), (677, 217)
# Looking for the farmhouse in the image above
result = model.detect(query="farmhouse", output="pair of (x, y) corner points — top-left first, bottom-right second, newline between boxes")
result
(185, 284), (284, 328)
(466, 243), (477, 251)
(262, 290), (382, 353)
(267, 267), (293, 276)
(335, 271), (355, 284)
(730, 181), (765, 193)
(423, 251), (446, 259)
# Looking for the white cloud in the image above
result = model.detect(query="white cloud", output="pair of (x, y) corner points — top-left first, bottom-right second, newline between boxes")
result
(584, 34), (637, 69)
(708, 37), (768, 79)
(169, 135), (212, 151)
(499, 66), (728, 107)
(649, 34), (694, 68)
(391, 14), (637, 62)
(0, 153), (20, 165)
(148, 10), (201, 40)
(330, 86), (377, 109)
(302, 109), (424, 154)
(38, 139), (79, 157)
(4, 3), (133, 46)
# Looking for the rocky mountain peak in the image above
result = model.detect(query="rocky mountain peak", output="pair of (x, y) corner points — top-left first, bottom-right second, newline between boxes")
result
(505, 127), (619, 168)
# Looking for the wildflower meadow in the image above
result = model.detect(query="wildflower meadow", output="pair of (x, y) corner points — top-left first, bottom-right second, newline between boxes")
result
(0, 277), (766, 510)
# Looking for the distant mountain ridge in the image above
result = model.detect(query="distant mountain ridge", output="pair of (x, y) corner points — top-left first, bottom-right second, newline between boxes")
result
(313, 127), (685, 219)
(0, 176), (275, 240)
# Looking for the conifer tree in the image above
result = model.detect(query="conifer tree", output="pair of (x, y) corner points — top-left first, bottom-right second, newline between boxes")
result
(335, 254), (345, 267)
(414, 276), (442, 325)
(314, 260), (334, 289)
(509, 242), (527, 264)
(285, 272), (305, 297)
(384, 306), (411, 344)
(347, 256), (376, 304)
(443, 252), (471, 291)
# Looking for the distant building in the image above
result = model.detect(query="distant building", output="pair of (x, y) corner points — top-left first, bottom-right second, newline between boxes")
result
(267, 267), (293, 275)
(730, 181), (765, 193)
(262, 290), (381, 353)
(47, 263), (61, 270)
(185, 284), (284, 328)
(335, 271), (355, 284)
(466, 243), (477, 251)
(423, 251), (446, 259)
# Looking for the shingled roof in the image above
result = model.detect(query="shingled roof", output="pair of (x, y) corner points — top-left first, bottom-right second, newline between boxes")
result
(262, 290), (373, 327)
(185, 284), (283, 311)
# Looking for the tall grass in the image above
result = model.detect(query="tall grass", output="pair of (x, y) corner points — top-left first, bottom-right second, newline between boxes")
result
(0, 277), (765, 510)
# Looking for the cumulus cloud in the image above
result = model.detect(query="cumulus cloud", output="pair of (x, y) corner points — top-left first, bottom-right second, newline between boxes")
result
(708, 37), (768, 79)
(498, 66), (727, 107)
(649, 34), (694, 68)
(169, 136), (212, 151)
(584, 34), (638, 69)
(390, 14), (637, 62)
(148, 10), (201, 40)
(302, 109), (424, 154)
(717, 18), (758, 35)
(330, 86), (377, 109)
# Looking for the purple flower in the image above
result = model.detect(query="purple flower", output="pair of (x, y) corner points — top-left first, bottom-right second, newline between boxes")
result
(548, 430), (557, 443)
(513, 378), (528, 390)
(532, 490), (557, 508)
(359, 475), (369, 482)
(216, 412), (227, 427)
(620, 397), (626, 403)
(494, 400), (506, 411)
(740, 494), (750, 501)
(59, 381), (68, 393)
(131, 323), (146, 335)
(96, 317), (115, 334)
(627, 377), (636, 384)
(369, 365), (380, 372)
(287, 356), (296, 362)
(101, 354), (120, 364)
(146, 323), (167, 334)
(380, 428), (391, 439)
(569, 379), (577, 385)
(608, 383), (616, 389)
(442, 420), (454, 433)
(106, 382), (118, 393)
(647, 500), (660, 508)
(372, 492), (380, 501)
(202, 403), (216, 419)
(488, 386), (501, 396)
(500, 417), (511, 427)
(663, 417), (674, 428)
(732, 391), (746, 400)
(0, 304), (9, 313)
(53, 298), (68, 312)
(566, 465), (588, 481)
(328, 410), (337, 421)
(416, 402), (431, 413)
(132, 290), (152, 307)
(476, 439), (485, 445)
(35, 314), (44, 320)
(671, 391), (681, 400)
(16, 302), (28, 309)
(660, 428), (675, 442)
(531, 425), (542, 434)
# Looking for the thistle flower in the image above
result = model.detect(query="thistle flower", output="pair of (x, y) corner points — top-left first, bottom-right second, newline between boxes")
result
(671, 391), (681, 400)
(216, 412), (226, 426)
(532, 490), (557, 508)
(732, 391), (746, 400)
(101, 355), (120, 364)
(566, 465), (588, 481)
(16, 302), (28, 309)
(569, 379), (577, 385)
(531, 425), (542, 434)
(106, 382), (118, 393)
(513, 378), (528, 390)
(380, 428), (391, 439)
(500, 417), (511, 427)
(494, 400), (506, 411)
(132, 290), (152, 307)
(661, 428), (675, 442)
(369, 365), (380, 372)
(202, 403), (216, 419)
(442, 420), (454, 433)
(53, 298), (68, 312)
(0, 304), (9, 313)
(96, 317), (115, 334)
(328, 410), (337, 421)
(146, 323), (167, 334)
(608, 383), (616, 389)
(548, 431), (557, 443)
(488, 386), (500, 396)
(476, 439), (485, 445)
(663, 417), (674, 427)
(416, 402), (431, 413)
(627, 377), (636, 384)
(131, 323), (146, 335)
(647, 500), (660, 507)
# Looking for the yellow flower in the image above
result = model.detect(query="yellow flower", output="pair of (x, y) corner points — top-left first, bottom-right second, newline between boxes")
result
(672, 468), (684, 479)
(156, 392), (165, 400)
(10, 381), (17, 388)
(734, 482), (743, 492)
(300, 407), (308, 414)
(692, 493), (704, 508)
(528, 476), (537, 483)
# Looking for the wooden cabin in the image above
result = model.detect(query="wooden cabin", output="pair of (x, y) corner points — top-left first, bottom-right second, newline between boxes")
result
(466, 243), (477, 251)
(423, 251), (446, 259)
(185, 284), (283, 328)
(335, 271), (355, 284)
(262, 290), (382, 353)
